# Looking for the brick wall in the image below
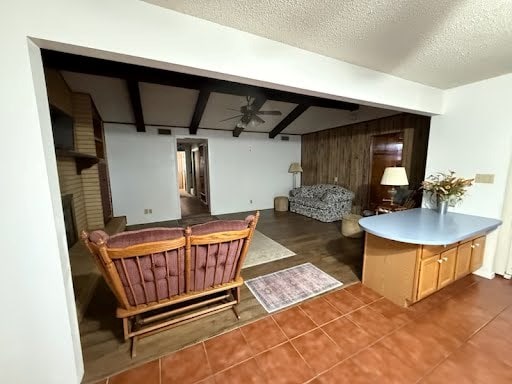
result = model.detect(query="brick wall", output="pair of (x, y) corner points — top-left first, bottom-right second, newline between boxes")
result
(45, 69), (105, 237)
(73, 93), (104, 230)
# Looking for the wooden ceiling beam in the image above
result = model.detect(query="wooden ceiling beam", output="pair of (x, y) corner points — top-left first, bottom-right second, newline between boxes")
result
(189, 89), (210, 135)
(42, 50), (359, 112)
(126, 80), (145, 132)
(232, 96), (267, 137)
(269, 104), (310, 139)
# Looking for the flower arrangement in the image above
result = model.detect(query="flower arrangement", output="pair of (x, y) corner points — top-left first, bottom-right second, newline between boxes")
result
(422, 171), (474, 206)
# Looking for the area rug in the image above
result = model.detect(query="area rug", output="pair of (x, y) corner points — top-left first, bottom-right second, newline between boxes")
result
(245, 263), (343, 313)
(243, 230), (296, 269)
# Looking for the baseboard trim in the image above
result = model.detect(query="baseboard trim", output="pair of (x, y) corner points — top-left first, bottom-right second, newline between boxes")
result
(472, 270), (496, 280)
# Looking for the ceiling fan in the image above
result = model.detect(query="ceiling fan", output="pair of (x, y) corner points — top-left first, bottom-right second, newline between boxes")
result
(220, 96), (282, 126)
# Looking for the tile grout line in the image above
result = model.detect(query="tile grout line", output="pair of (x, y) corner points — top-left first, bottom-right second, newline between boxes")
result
(200, 342), (215, 383)
(413, 301), (512, 384)
(238, 323), (268, 382)
(303, 297), (420, 383)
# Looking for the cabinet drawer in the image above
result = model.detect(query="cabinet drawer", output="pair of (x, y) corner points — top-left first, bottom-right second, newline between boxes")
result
(421, 243), (457, 259)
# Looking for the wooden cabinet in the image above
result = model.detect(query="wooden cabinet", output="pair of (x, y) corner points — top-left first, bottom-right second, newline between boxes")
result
(437, 248), (457, 289)
(417, 254), (441, 300)
(363, 233), (489, 307)
(470, 236), (486, 272)
(455, 242), (472, 279)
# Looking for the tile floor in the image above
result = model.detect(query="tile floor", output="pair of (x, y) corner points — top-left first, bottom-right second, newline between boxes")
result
(98, 274), (512, 383)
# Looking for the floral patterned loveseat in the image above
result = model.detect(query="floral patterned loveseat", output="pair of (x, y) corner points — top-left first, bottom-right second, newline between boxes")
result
(289, 184), (354, 222)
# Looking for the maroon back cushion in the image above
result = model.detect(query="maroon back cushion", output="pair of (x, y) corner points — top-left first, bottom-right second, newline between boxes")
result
(188, 217), (254, 291)
(108, 227), (186, 306)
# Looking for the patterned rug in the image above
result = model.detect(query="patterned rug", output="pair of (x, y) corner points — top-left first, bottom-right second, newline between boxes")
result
(243, 231), (296, 269)
(245, 263), (343, 313)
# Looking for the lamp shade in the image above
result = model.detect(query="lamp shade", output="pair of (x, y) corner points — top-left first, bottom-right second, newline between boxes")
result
(380, 167), (409, 186)
(288, 163), (303, 173)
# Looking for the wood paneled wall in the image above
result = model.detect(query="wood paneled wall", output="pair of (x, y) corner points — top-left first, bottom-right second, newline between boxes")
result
(301, 113), (430, 213)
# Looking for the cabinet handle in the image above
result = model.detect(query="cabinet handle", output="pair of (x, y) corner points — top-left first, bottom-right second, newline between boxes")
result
(474, 243), (480, 247)
(437, 259), (443, 264)
(442, 257), (448, 261)
(471, 245), (476, 249)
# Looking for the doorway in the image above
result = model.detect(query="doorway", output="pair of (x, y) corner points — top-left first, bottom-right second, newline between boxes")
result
(176, 139), (210, 217)
(369, 132), (404, 209)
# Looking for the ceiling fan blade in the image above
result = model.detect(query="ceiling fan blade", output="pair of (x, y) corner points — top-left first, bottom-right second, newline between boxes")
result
(219, 114), (243, 122)
(226, 108), (241, 112)
(256, 110), (282, 116)
(253, 115), (265, 124)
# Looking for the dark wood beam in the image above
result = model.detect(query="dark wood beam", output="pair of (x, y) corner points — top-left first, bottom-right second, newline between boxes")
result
(189, 89), (210, 135)
(42, 50), (359, 112)
(269, 104), (310, 139)
(232, 96), (267, 137)
(126, 80), (145, 132)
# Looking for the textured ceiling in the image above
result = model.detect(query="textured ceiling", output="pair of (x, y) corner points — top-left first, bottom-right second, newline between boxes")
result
(61, 71), (399, 134)
(144, 0), (512, 89)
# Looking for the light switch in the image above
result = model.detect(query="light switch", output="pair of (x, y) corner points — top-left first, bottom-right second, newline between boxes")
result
(475, 174), (495, 184)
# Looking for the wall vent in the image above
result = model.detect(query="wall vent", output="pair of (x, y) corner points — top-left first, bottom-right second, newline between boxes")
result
(158, 128), (172, 135)
(280, 136), (290, 141)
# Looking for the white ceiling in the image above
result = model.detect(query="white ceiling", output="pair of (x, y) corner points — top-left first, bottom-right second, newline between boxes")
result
(61, 71), (400, 135)
(145, 0), (512, 89)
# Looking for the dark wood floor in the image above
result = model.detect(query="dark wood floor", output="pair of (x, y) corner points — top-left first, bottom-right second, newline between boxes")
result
(180, 189), (210, 217)
(81, 210), (364, 383)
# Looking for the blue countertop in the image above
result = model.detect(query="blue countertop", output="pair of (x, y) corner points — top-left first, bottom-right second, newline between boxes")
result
(359, 208), (502, 245)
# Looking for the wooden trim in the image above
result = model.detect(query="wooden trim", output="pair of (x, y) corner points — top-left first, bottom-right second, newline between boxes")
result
(116, 277), (243, 318)
(189, 229), (251, 245)
(107, 237), (187, 258)
(190, 89), (210, 135)
(101, 121), (302, 135)
(234, 211), (260, 277)
(269, 104), (309, 138)
(42, 50), (358, 111)
(126, 80), (145, 132)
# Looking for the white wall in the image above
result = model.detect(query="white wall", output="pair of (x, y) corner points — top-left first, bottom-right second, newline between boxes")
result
(0, 0), (446, 382)
(105, 125), (301, 224)
(425, 74), (512, 278)
(105, 124), (180, 224)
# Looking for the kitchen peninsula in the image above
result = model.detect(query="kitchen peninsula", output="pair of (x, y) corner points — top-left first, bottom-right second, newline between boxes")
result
(359, 208), (501, 307)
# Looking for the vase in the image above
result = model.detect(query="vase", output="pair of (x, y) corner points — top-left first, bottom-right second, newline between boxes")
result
(437, 199), (449, 214)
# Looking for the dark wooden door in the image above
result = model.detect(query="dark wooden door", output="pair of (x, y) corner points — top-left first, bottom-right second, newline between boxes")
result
(369, 132), (404, 209)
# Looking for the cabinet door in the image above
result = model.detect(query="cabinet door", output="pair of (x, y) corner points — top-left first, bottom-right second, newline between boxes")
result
(438, 248), (457, 289)
(470, 236), (486, 272)
(455, 242), (472, 280)
(417, 254), (441, 300)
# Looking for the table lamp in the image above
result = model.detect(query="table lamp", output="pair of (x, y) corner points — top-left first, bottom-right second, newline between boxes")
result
(380, 167), (409, 205)
(288, 163), (303, 189)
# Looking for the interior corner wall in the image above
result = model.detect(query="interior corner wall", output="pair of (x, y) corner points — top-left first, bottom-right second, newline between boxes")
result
(104, 125), (301, 224)
(425, 73), (512, 278)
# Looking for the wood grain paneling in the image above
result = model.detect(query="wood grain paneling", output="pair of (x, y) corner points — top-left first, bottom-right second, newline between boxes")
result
(301, 113), (430, 213)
